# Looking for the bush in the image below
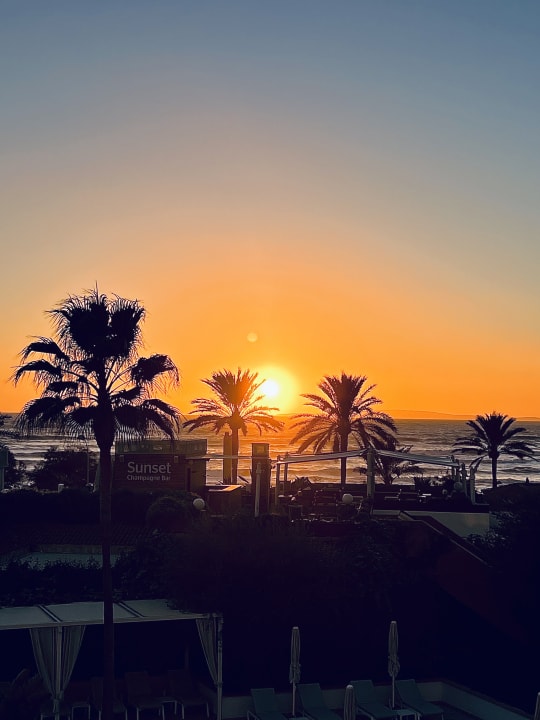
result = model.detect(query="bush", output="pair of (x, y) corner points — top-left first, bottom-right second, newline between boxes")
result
(145, 494), (196, 533)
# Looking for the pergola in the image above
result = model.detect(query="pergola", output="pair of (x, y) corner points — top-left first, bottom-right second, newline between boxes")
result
(274, 447), (470, 501)
(0, 598), (223, 720)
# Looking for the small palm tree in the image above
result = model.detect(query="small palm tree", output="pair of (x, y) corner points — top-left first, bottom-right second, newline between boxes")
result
(291, 373), (396, 489)
(356, 443), (423, 485)
(184, 368), (284, 483)
(453, 412), (535, 489)
(12, 289), (181, 720)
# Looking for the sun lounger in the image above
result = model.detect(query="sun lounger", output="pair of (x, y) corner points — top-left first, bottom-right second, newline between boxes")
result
(167, 669), (210, 720)
(395, 680), (444, 719)
(349, 680), (398, 719)
(124, 671), (165, 720)
(247, 687), (289, 720)
(298, 683), (342, 720)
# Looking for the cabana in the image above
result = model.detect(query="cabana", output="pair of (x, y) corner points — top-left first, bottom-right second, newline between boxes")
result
(0, 599), (223, 720)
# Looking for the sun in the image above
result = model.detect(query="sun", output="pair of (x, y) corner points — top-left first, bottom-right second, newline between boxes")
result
(260, 378), (280, 399)
(257, 365), (299, 413)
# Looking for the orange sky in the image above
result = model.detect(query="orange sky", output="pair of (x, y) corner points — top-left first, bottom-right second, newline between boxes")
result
(1, 4), (539, 419)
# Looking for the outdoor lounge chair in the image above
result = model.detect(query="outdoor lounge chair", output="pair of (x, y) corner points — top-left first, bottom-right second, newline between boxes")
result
(349, 680), (398, 719)
(247, 687), (289, 720)
(297, 683), (342, 720)
(395, 680), (444, 719)
(167, 669), (210, 720)
(124, 671), (165, 720)
(90, 677), (128, 720)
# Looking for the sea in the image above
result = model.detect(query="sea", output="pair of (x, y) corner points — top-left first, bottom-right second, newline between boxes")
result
(1, 414), (539, 492)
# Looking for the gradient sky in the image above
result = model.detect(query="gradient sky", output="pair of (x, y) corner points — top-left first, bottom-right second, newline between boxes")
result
(1, 1), (539, 417)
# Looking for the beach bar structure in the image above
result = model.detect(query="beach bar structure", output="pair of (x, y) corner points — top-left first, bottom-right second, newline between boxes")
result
(274, 447), (472, 502)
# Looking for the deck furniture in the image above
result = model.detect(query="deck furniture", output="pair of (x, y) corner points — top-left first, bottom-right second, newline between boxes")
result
(247, 687), (289, 720)
(297, 683), (342, 720)
(350, 680), (398, 719)
(167, 669), (210, 720)
(125, 671), (165, 720)
(90, 677), (128, 720)
(396, 680), (444, 719)
(64, 680), (91, 719)
(39, 698), (71, 720)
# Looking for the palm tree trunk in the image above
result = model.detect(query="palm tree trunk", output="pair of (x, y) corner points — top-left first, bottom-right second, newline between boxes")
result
(231, 430), (239, 484)
(100, 449), (114, 720)
(491, 456), (498, 489)
(340, 434), (348, 490)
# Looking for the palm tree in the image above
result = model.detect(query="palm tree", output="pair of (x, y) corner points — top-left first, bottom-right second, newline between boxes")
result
(453, 412), (534, 489)
(12, 289), (181, 720)
(291, 373), (396, 489)
(184, 368), (284, 483)
(356, 443), (423, 485)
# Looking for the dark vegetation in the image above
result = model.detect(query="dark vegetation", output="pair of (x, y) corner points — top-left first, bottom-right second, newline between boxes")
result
(28, 446), (98, 491)
(1, 486), (540, 713)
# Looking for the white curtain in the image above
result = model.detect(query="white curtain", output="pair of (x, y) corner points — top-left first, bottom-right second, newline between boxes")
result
(196, 614), (223, 720)
(30, 625), (85, 717)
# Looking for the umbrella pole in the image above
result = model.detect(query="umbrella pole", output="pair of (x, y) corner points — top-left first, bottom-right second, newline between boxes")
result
(292, 683), (296, 716)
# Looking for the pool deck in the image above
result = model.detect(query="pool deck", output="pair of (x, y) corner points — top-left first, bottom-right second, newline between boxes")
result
(222, 680), (533, 720)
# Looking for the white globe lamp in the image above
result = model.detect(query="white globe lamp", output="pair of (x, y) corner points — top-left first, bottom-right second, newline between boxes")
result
(193, 497), (205, 512)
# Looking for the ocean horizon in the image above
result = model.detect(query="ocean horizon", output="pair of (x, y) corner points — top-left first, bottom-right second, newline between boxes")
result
(1, 414), (539, 491)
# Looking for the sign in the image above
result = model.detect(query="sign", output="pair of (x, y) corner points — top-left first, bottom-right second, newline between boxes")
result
(114, 453), (181, 490)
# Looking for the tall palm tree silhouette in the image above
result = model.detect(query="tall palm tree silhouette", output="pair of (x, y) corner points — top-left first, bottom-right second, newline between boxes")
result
(12, 289), (181, 720)
(291, 373), (396, 489)
(184, 368), (284, 483)
(453, 412), (534, 489)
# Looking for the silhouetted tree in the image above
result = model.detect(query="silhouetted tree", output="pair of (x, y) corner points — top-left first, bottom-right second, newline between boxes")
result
(292, 373), (396, 488)
(453, 412), (534, 489)
(28, 446), (97, 491)
(12, 288), (181, 720)
(0, 444), (26, 489)
(356, 442), (422, 485)
(184, 368), (283, 482)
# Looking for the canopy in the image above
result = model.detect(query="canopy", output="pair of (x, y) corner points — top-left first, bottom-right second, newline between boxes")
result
(0, 599), (223, 720)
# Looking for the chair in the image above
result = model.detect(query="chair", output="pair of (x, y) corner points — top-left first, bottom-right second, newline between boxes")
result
(125, 671), (165, 720)
(167, 668), (210, 719)
(349, 681), (398, 720)
(64, 680), (91, 719)
(297, 683), (342, 720)
(247, 687), (288, 720)
(395, 680), (444, 719)
(90, 677), (128, 720)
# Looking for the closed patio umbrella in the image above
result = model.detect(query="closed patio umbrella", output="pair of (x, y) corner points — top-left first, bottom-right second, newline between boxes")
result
(289, 626), (301, 716)
(343, 684), (355, 720)
(388, 620), (400, 709)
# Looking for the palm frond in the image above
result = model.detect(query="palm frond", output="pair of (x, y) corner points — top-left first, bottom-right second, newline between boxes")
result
(130, 354), (180, 390)
(12, 359), (62, 386)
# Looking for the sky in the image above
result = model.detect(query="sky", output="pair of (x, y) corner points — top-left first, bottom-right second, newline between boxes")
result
(1, 1), (539, 418)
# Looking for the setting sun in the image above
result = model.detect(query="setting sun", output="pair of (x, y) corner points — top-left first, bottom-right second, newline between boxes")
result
(257, 366), (299, 414)
(260, 378), (280, 399)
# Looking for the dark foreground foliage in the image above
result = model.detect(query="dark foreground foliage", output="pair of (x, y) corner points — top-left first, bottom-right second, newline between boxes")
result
(1, 498), (539, 712)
